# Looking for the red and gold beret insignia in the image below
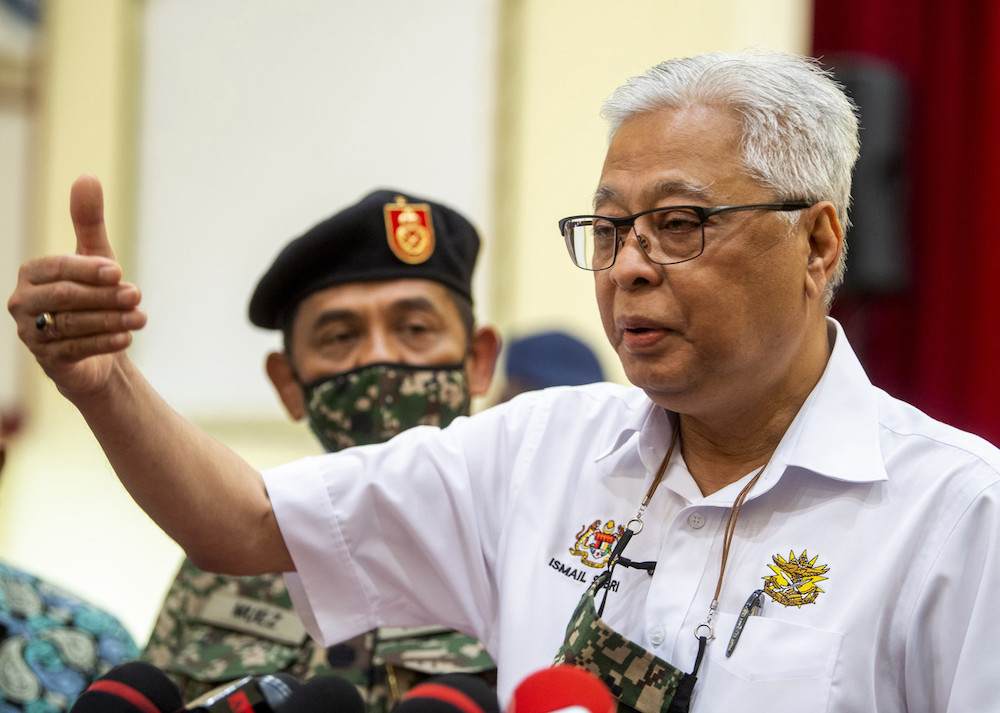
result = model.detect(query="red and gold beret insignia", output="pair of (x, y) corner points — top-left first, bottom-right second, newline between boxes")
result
(384, 195), (435, 265)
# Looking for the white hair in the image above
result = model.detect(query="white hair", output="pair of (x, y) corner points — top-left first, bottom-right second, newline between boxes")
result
(601, 51), (860, 302)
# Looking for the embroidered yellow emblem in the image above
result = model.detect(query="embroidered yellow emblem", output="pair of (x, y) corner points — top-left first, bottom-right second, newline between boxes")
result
(762, 550), (829, 607)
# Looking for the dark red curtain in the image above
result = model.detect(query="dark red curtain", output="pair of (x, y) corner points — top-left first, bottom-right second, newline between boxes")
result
(814, 0), (1000, 445)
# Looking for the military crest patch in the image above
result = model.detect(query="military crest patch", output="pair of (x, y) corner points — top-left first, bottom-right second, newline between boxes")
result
(384, 195), (435, 264)
(762, 549), (829, 607)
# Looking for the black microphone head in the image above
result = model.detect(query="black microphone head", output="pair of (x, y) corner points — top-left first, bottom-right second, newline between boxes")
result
(70, 661), (183, 713)
(395, 674), (499, 713)
(280, 674), (365, 713)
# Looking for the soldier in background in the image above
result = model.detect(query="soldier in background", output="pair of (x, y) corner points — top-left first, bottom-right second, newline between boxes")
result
(139, 189), (501, 709)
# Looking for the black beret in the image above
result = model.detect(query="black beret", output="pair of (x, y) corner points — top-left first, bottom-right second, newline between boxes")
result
(249, 189), (480, 330)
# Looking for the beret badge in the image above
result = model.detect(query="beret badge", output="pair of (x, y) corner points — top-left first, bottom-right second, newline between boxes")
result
(384, 195), (435, 265)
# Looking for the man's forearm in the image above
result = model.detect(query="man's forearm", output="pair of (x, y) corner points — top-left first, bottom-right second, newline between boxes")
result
(71, 355), (294, 575)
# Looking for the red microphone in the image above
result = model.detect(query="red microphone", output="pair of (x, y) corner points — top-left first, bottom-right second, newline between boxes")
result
(505, 666), (614, 713)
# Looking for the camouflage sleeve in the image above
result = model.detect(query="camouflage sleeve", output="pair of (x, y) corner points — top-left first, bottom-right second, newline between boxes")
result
(140, 561), (189, 680)
(138, 561), (497, 713)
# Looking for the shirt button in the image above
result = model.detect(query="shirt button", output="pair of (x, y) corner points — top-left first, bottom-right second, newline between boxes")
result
(688, 512), (706, 529)
(649, 626), (665, 647)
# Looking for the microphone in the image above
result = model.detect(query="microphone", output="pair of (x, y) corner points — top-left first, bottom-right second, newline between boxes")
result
(393, 674), (500, 713)
(70, 661), (183, 713)
(505, 666), (614, 713)
(277, 674), (365, 713)
(185, 672), (301, 713)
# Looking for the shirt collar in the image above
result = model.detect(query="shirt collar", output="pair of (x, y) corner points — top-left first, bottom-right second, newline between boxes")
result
(594, 318), (887, 486)
(593, 394), (669, 476)
(768, 318), (888, 485)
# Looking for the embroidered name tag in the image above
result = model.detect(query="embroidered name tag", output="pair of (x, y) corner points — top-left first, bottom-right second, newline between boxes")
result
(198, 593), (308, 646)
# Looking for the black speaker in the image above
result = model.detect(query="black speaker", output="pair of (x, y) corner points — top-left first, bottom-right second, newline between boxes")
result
(830, 55), (911, 295)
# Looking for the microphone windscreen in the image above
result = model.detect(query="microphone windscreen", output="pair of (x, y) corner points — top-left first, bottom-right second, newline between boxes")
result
(70, 661), (183, 713)
(506, 665), (614, 713)
(396, 674), (499, 713)
(256, 673), (302, 711)
(280, 674), (365, 713)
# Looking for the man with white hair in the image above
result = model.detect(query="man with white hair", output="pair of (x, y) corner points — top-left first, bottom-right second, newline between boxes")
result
(10, 51), (1000, 712)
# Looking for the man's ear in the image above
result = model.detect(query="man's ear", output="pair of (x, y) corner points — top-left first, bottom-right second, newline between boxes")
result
(465, 325), (502, 397)
(265, 352), (306, 421)
(804, 201), (844, 302)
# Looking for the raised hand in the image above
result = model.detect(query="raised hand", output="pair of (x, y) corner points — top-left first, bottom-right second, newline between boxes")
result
(7, 175), (291, 575)
(7, 174), (147, 397)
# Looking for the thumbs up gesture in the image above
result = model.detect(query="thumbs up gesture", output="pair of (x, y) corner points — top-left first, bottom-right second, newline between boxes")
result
(7, 175), (147, 397)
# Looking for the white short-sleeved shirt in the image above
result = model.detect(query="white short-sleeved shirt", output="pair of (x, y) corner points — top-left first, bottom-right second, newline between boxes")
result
(263, 320), (1000, 713)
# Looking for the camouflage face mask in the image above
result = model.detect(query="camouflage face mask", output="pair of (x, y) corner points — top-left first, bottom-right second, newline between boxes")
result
(554, 571), (700, 713)
(302, 362), (471, 453)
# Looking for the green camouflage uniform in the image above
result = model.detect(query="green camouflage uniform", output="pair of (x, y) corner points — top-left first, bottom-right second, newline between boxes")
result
(141, 560), (495, 710)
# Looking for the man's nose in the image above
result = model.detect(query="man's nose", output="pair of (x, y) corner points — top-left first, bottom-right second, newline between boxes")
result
(608, 226), (662, 287)
(359, 330), (401, 364)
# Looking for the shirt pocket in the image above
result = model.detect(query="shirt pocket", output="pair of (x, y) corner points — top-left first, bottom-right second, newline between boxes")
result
(694, 612), (842, 713)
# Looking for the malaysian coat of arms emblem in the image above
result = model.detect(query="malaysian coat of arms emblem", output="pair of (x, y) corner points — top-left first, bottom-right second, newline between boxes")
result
(569, 519), (625, 569)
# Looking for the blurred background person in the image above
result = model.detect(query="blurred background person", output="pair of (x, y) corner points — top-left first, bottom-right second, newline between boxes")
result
(0, 437), (139, 713)
(498, 330), (605, 403)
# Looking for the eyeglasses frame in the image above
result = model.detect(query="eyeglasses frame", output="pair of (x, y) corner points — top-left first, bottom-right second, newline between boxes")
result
(558, 200), (814, 271)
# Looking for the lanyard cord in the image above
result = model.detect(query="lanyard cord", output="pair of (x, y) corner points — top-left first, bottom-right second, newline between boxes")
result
(601, 418), (768, 640)
(599, 424), (679, 616)
(632, 423), (680, 532)
(592, 416), (769, 691)
(695, 463), (766, 640)
(717, 465), (764, 600)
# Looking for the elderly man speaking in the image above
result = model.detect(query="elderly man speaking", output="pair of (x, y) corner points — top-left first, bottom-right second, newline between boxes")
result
(10, 51), (1000, 713)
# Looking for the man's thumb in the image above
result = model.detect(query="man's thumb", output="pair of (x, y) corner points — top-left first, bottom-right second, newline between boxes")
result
(70, 174), (117, 260)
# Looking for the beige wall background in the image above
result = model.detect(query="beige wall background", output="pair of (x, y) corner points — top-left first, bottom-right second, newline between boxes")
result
(0, 0), (810, 643)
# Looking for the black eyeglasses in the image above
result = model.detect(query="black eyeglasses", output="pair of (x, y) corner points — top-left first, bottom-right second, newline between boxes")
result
(558, 201), (813, 271)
